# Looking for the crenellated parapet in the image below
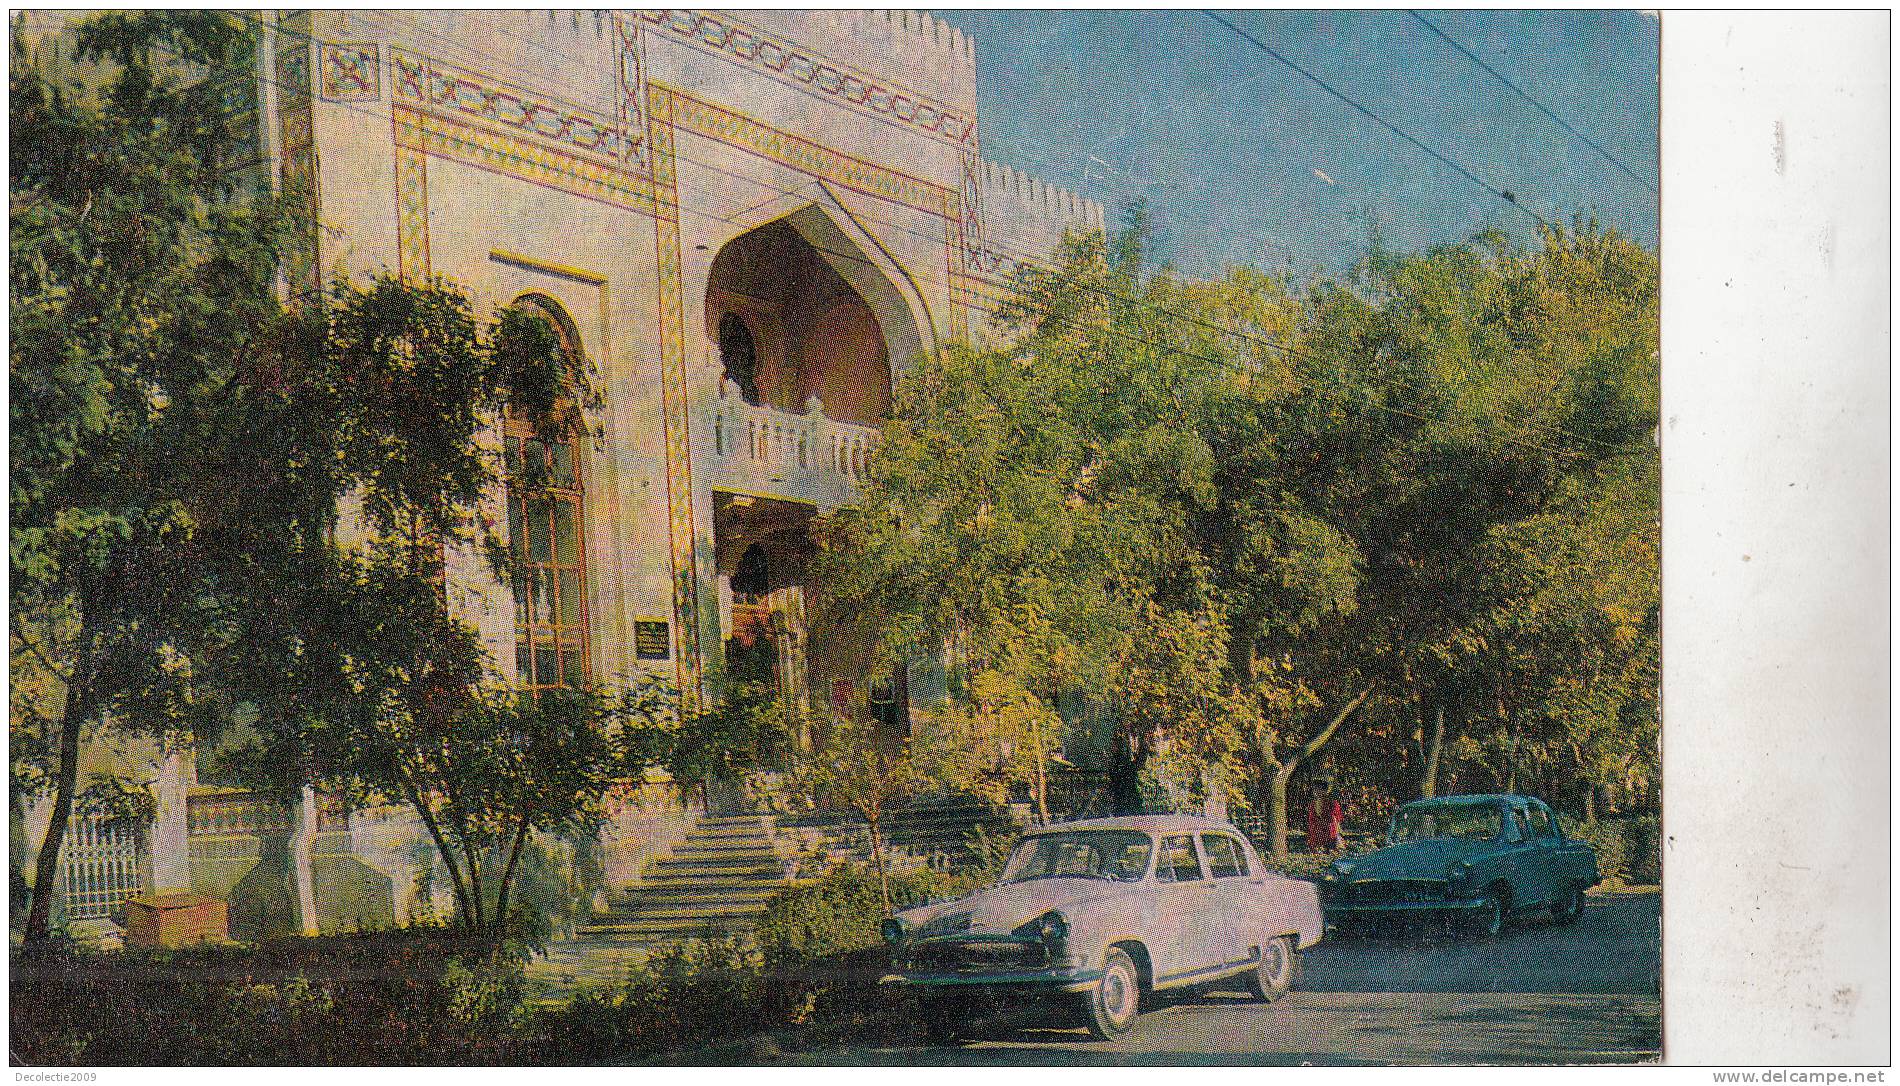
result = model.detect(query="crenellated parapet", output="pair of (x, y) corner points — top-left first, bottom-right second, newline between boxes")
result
(961, 158), (1107, 280)
(732, 9), (978, 116)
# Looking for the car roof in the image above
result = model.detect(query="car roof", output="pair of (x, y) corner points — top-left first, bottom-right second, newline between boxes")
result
(1397, 793), (1544, 808)
(1023, 814), (1245, 837)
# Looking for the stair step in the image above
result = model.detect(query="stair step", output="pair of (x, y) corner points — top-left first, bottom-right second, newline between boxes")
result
(668, 847), (780, 861)
(651, 865), (783, 879)
(599, 904), (769, 923)
(582, 920), (754, 938)
(637, 867), (784, 880)
(619, 892), (775, 907)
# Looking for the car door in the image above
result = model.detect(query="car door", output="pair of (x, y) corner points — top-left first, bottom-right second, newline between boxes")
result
(1502, 801), (1546, 907)
(1151, 833), (1217, 981)
(1523, 800), (1566, 900)
(1198, 832), (1254, 968)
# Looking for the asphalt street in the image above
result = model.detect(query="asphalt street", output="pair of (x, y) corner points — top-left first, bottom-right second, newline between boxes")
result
(803, 889), (1661, 1065)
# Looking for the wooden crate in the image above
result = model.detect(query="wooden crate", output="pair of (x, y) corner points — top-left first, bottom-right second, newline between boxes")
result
(124, 892), (227, 948)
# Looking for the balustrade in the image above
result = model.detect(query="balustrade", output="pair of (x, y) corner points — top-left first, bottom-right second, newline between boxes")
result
(706, 392), (878, 505)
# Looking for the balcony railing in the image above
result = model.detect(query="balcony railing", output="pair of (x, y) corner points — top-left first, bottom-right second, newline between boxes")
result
(705, 393), (877, 508)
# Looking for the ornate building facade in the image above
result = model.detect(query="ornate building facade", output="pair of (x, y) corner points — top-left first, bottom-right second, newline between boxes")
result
(21, 10), (1103, 937)
(280, 9), (1099, 716)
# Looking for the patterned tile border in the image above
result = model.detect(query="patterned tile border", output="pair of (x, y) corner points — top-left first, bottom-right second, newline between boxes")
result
(641, 9), (977, 149)
(646, 87), (705, 708)
(394, 143), (430, 282)
(275, 18), (319, 297)
(320, 41), (379, 102)
(658, 85), (956, 221)
(391, 106), (662, 218)
(392, 48), (646, 171)
(614, 13), (649, 169)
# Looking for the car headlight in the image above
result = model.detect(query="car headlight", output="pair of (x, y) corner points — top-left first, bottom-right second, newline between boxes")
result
(881, 917), (909, 946)
(1329, 859), (1357, 879)
(1446, 860), (1474, 887)
(1013, 910), (1069, 946)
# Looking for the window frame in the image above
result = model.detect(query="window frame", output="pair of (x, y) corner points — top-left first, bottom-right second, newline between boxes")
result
(1154, 833), (1206, 883)
(1199, 833), (1250, 879)
(504, 295), (590, 692)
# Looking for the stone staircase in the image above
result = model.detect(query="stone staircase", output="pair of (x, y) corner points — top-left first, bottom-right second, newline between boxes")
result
(581, 814), (788, 943)
(525, 814), (788, 1001)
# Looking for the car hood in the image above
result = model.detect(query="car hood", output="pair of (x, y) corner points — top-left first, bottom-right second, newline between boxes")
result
(899, 877), (1126, 935)
(1334, 838), (1501, 881)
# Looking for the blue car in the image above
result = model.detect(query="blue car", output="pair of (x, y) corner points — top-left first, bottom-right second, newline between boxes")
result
(1318, 794), (1600, 936)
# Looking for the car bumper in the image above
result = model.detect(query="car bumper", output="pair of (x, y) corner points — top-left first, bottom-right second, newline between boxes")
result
(1324, 897), (1488, 916)
(879, 966), (1104, 993)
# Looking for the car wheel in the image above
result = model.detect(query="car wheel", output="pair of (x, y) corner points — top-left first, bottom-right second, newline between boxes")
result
(1550, 883), (1587, 925)
(1244, 935), (1300, 1003)
(1084, 947), (1142, 1040)
(1472, 888), (1508, 938)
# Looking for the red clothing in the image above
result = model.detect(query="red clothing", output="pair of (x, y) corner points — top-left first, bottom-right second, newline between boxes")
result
(1307, 796), (1343, 852)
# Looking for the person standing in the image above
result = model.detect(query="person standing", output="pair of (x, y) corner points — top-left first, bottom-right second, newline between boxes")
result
(1307, 778), (1344, 852)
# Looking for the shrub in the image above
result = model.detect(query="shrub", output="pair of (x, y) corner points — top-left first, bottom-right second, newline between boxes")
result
(1623, 815), (1662, 884)
(519, 934), (892, 1064)
(9, 928), (526, 1065)
(1564, 817), (1659, 885)
(1259, 850), (1344, 881)
(755, 863), (975, 971)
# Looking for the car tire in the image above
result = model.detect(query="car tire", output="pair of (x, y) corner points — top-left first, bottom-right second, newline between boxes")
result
(1084, 947), (1142, 1040)
(1244, 935), (1300, 1003)
(1550, 883), (1587, 925)
(1472, 888), (1508, 938)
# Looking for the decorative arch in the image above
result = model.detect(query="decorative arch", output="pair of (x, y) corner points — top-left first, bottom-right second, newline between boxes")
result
(503, 293), (590, 690)
(701, 194), (926, 427)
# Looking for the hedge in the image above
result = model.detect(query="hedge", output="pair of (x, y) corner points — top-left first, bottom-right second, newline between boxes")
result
(1564, 816), (1660, 885)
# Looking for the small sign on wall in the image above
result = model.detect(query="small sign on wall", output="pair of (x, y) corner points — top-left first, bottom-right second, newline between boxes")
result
(634, 619), (672, 661)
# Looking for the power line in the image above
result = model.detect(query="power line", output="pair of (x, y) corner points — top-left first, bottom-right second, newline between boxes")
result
(1201, 10), (1551, 230)
(1409, 11), (1657, 196)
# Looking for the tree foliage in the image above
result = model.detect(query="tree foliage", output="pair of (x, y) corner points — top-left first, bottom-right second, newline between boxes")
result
(816, 215), (1658, 852)
(9, 11), (289, 941)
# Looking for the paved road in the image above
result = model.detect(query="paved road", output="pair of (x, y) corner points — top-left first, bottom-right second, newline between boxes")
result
(802, 889), (1660, 1065)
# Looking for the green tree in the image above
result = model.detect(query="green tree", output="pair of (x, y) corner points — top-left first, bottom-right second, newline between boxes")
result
(9, 12), (288, 942)
(207, 275), (626, 934)
(815, 220), (1251, 812)
(788, 715), (933, 915)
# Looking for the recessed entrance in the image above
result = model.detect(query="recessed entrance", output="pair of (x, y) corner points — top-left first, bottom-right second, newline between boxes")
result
(704, 208), (915, 428)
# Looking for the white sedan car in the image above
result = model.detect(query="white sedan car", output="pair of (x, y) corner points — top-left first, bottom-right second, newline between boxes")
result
(880, 814), (1325, 1039)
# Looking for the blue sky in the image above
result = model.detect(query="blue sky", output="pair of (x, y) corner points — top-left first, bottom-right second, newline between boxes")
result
(937, 9), (1659, 279)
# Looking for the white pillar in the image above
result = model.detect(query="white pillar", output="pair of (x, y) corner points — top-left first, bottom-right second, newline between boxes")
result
(147, 748), (192, 892)
(290, 785), (319, 936)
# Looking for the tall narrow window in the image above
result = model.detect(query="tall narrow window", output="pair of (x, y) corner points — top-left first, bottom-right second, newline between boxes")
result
(505, 296), (588, 690)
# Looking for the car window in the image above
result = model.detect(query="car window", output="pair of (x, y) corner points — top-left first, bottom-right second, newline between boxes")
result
(1001, 831), (1154, 883)
(1527, 804), (1556, 839)
(1508, 807), (1531, 842)
(1201, 834), (1249, 878)
(1155, 834), (1203, 882)
(1391, 803), (1502, 842)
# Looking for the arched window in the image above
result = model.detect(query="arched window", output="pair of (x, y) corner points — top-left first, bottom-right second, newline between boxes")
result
(718, 313), (761, 405)
(503, 295), (588, 690)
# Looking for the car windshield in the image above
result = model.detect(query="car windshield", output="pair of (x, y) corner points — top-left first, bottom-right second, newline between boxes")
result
(1002, 831), (1154, 883)
(1390, 803), (1503, 842)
